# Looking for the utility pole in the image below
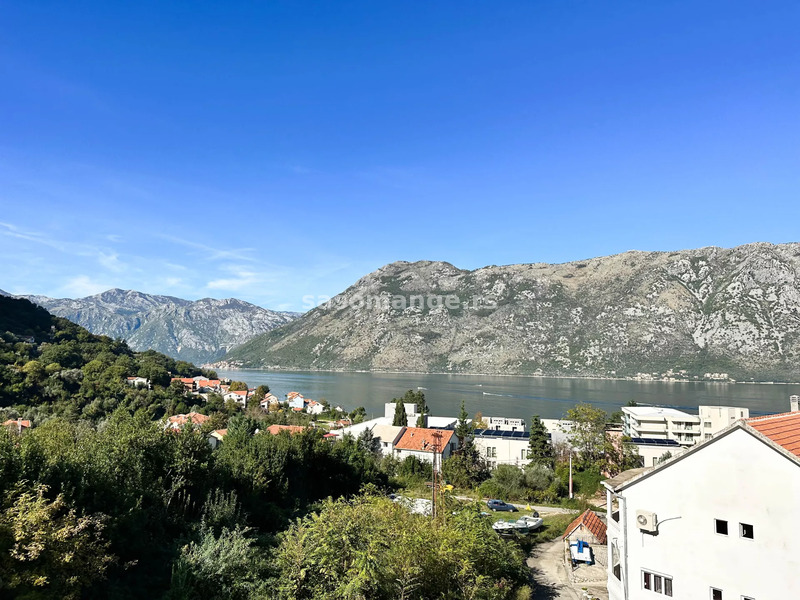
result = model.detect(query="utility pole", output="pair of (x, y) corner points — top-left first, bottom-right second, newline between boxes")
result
(431, 430), (444, 518)
(569, 451), (574, 499)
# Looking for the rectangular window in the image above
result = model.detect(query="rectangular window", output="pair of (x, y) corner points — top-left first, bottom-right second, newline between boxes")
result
(642, 570), (673, 595)
(711, 589), (723, 600)
(740, 523), (754, 539)
(705, 434), (712, 440)
(521, 449), (526, 459)
(715, 519), (728, 535)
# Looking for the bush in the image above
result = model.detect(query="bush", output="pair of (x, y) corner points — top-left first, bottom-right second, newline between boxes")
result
(272, 495), (529, 600)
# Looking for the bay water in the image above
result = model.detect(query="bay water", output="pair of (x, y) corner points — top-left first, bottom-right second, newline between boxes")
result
(215, 369), (800, 421)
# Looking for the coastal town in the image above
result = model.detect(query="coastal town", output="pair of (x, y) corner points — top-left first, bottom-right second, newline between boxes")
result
(4, 372), (782, 598)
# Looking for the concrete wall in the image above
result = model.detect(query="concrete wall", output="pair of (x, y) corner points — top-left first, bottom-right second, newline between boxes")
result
(607, 427), (800, 600)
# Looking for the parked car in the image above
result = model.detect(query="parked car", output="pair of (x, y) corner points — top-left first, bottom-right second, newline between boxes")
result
(487, 499), (517, 512)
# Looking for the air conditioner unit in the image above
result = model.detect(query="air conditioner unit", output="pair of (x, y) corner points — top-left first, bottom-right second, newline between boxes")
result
(636, 510), (658, 533)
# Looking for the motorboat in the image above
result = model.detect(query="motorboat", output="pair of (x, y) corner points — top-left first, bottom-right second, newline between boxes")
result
(492, 515), (543, 534)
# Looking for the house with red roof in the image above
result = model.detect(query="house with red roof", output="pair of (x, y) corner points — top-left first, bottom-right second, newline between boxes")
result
(171, 377), (197, 393)
(264, 424), (307, 436)
(207, 428), (227, 450)
(3, 418), (31, 434)
(563, 509), (608, 569)
(393, 427), (456, 464)
(603, 400), (800, 600)
(223, 390), (249, 407)
(165, 412), (210, 430)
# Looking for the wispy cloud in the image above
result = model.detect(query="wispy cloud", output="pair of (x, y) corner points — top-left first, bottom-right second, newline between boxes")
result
(59, 275), (113, 297)
(206, 265), (260, 291)
(97, 251), (126, 272)
(0, 221), (62, 249)
(157, 234), (257, 262)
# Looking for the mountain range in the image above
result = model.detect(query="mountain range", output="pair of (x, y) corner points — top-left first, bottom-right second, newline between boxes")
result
(2, 288), (299, 365)
(222, 242), (800, 381)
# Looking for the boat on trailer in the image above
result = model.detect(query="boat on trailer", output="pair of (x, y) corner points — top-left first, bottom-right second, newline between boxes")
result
(492, 515), (543, 534)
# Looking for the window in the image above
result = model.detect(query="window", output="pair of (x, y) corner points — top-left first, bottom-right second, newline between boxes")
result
(642, 570), (672, 595)
(486, 447), (496, 458)
(715, 519), (728, 535)
(704, 421), (712, 428)
(740, 523), (754, 539)
(711, 588), (723, 600)
(705, 434), (712, 440)
(521, 449), (526, 459)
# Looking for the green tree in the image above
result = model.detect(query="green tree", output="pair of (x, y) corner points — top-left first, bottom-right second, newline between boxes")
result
(273, 494), (528, 600)
(392, 398), (408, 427)
(527, 415), (554, 467)
(443, 440), (490, 489)
(564, 403), (609, 465)
(0, 484), (114, 599)
(228, 381), (248, 392)
(454, 400), (471, 448)
(167, 526), (268, 600)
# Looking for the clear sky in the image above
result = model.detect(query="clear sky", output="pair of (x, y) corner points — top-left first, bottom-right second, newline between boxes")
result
(2, 1), (799, 311)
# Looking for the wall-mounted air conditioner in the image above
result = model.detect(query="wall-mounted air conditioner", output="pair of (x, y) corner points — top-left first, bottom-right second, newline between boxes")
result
(636, 510), (658, 533)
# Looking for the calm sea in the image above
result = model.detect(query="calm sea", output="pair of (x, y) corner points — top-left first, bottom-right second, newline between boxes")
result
(215, 369), (800, 421)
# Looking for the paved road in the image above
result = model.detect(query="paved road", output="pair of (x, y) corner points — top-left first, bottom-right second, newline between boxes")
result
(527, 539), (608, 600)
(452, 496), (575, 515)
(527, 538), (608, 600)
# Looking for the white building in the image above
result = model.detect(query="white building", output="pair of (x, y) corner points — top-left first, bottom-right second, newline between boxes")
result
(484, 416), (526, 432)
(626, 437), (681, 468)
(698, 405), (749, 441)
(621, 406), (701, 446)
(604, 410), (800, 600)
(471, 429), (531, 468)
(371, 424), (405, 456)
(541, 418), (575, 449)
(383, 402), (420, 421)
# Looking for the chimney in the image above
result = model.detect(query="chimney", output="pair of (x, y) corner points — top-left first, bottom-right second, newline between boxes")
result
(791, 396), (800, 412)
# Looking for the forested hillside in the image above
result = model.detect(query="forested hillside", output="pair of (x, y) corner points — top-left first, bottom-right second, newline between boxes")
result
(0, 295), (209, 421)
(0, 296), (532, 599)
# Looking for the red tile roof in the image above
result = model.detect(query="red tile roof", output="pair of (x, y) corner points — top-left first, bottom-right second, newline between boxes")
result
(747, 411), (800, 457)
(228, 390), (248, 396)
(168, 412), (210, 426)
(563, 509), (607, 544)
(265, 425), (306, 435)
(213, 429), (228, 436)
(3, 419), (31, 428)
(394, 427), (454, 452)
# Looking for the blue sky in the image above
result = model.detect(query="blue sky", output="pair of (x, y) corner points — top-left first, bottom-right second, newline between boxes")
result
(2, 1), (799, 311)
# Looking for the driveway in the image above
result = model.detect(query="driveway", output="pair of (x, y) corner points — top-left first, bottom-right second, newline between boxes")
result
(527, 539), (608, 600)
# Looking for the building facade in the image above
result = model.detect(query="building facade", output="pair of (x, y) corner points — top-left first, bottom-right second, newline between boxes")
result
(471, 429), (531, 468)
(604, 413), (800, 600)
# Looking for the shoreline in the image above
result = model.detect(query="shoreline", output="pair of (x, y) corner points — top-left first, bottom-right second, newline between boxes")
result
(210, 365), (800, 386)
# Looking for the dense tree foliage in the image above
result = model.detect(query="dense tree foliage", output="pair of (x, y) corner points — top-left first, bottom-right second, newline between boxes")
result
(0, 297), (210, 423)
(273, 494), (530, 600)
(527, 415), (554, 467)
(392, 397), (408, 426)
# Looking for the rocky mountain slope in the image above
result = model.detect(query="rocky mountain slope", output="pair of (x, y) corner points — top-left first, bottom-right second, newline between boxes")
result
(223, 243), (800, 381)
(7, 289), (299, 364)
